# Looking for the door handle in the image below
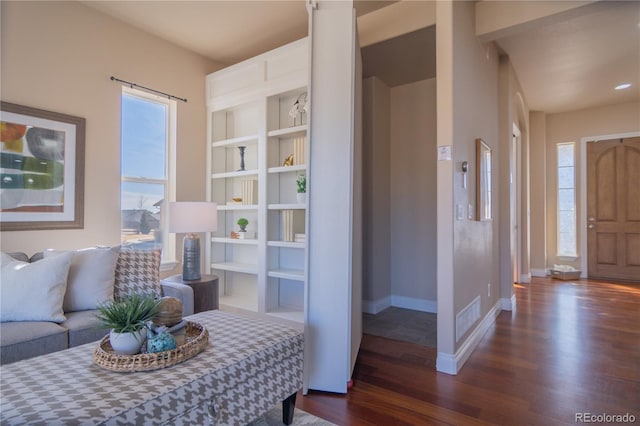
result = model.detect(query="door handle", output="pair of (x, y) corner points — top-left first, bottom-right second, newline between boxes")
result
(588, 224), (595, 229)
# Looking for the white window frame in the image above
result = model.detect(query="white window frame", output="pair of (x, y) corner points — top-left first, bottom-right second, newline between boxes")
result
(557, 142), (577, 258)
(121, 87), (177, 270)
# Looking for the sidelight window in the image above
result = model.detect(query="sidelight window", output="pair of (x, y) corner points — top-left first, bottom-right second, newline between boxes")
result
(557, 142), (577, 257)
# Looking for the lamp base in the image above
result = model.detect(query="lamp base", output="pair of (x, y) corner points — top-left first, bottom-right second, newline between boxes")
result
(182, 233), (201, 281)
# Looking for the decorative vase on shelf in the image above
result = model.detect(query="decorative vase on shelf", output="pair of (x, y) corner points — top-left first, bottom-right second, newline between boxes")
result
(238, 146), (246, 171)
(296, 192), (307, 204)
(109, 328), (146, 355)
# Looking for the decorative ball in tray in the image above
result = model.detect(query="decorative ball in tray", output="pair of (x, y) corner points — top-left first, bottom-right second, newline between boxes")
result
(93, 297), (208, 372)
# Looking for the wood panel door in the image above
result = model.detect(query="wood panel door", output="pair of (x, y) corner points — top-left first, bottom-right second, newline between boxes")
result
(587, 137), (640, 281)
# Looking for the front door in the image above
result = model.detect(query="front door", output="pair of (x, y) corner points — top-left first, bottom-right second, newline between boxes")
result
(587, 137), (640, 281)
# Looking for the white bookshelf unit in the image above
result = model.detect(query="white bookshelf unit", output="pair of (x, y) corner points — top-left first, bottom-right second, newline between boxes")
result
(206, 38), (309, 323)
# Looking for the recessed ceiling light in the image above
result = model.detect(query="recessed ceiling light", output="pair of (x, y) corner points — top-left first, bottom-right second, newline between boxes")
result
(615, 83), (632, 90)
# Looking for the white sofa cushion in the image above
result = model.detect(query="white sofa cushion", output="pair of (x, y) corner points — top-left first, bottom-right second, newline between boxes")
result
(0, 251), (73, 323)
(44, 246), (121, 312)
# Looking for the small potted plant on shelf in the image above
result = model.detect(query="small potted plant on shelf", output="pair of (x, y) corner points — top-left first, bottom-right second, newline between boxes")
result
(237, 217), (249, 239)
(96, 294), (162, 355)
(296, 174), (307, 204)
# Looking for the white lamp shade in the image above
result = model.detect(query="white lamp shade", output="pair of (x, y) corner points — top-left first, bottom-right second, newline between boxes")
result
(168, 202), (217, 233)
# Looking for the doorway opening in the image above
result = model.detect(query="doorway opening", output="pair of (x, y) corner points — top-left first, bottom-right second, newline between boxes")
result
(361, 26), (438, 347)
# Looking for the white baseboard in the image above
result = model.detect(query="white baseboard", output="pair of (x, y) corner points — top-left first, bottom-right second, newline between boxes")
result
(391, 295), (437, 313)
(500, 294), (516, 311)
(362, 296), (391, 314)
(531, 268), (548, 277)
(362, 295), (438, 314)
(436, 299), (501, 375)
(519, 273), (531, 283)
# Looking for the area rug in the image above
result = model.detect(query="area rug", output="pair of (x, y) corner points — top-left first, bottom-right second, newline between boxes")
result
(249, 405), (335, 426)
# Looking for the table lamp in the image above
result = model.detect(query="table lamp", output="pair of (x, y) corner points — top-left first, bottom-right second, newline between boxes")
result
(169, 202), (217, 281)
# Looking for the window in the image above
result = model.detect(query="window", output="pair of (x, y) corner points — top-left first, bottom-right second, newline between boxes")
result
(557, 142), (576, 257)
(120, 88), (176, 265)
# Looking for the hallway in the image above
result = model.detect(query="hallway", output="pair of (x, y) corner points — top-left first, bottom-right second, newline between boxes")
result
(298, 277), (640, 424)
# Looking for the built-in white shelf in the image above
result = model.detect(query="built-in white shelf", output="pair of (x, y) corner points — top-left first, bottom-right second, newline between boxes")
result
(268, 241), (305, 249)
(267, 268), (304, 281)
(267, 308), (304, 323)
(268, 203), (306, 210)
(220, 297), (258, 313)
(210, 262), (258, 275)
(267, 124), (307, 139)
(211, 169), (259, 180)
(212, 237), (259, 245)
(268, 164), (306, 174)
(217, 204), (259, 211)
(212, 134), (259, 148)
(207, 39), (308, 333)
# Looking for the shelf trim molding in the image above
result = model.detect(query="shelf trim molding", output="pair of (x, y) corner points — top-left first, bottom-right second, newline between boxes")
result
(267, 268), (305, 281)
(210, 262), (258, 275)
(212, 237), (259, 245)
(268, 164), (306, 174)
(212, 134), (260, 148)
(267, 203), (306, 210)
(267, 124), (307, 139)
(211, 169), (259, 179)
(267, 241), (306, 249)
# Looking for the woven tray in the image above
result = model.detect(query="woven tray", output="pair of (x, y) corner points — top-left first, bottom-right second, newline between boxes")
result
(93, 321), (209, 372)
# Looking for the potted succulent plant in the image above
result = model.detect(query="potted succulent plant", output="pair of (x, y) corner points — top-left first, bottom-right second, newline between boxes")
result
(96, 294), (162, 355)
(296, 174), (306, 204)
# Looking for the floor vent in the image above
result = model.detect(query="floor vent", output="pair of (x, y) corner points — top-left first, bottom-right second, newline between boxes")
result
(456, 296), (481, 342)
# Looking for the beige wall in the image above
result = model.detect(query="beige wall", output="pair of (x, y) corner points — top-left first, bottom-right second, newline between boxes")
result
(362, 76), (437, 312)
(448, 0), (501, 353)
(529, 111), (546, 274)
(498, 56), (531, 295)
(0, 1), (221, 265)
(544, 101), (640, 272)
(390, 78), (437, 306)
(362, 77), (391, 309)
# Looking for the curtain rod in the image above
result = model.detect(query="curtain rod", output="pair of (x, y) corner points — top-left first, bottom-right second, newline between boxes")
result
(110, 76), (187, 103)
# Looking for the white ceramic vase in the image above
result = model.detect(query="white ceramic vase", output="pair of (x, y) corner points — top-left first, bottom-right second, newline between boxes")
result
(296, 192), (307, 204)
(109, 328), (146, 355)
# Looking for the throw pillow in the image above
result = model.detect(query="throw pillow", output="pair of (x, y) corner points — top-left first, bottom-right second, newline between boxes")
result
(0, 251), (74, 323)
(1, 251), (20, 267)
(114, 248), (162, 301)
(3, 252), (29, 264)
(43, 246), (121, 312)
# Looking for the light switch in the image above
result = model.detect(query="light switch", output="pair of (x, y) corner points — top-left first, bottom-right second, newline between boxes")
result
(468, 204), (474, 220)
(456, 204), (464, 220)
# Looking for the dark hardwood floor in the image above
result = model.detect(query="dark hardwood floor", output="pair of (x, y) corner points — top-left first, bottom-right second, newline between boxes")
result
(297, 277), (640, 425)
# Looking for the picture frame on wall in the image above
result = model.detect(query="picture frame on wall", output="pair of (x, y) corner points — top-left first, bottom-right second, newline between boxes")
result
(0, 102), (85, 231)
(476, 138), (492, 221)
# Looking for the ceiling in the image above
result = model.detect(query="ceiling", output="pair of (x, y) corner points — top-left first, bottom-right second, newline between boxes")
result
(362, 26), (436, 87)
(82, 0), (640, 114)
(494, 1), (640, 113)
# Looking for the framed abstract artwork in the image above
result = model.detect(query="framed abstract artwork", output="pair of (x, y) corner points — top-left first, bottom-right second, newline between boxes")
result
(0, 102), (85, 230)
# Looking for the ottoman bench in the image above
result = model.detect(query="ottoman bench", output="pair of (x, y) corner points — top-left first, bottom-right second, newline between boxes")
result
(1, 310), (303, 425)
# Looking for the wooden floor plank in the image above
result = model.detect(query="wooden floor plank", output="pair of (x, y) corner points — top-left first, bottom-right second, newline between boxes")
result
(297, 277), (640, 424)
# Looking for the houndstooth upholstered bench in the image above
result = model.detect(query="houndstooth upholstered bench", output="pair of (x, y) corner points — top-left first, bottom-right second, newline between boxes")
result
(0, 310), (304, 425)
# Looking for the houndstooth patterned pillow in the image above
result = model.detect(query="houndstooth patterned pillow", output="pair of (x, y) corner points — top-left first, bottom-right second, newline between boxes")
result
(114, 248), (162, 301)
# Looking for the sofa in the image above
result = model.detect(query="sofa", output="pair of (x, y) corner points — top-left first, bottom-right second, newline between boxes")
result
(0, 247), (194, 365)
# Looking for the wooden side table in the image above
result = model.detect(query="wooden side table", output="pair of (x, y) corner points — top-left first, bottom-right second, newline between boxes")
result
(162, 274), (219, 313)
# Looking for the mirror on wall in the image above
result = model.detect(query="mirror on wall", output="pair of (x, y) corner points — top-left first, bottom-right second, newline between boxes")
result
(476, 138), (492, 221)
